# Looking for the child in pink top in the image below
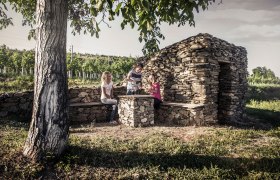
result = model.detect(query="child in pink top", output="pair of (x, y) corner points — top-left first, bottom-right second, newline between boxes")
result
(148, 74), (162, 110)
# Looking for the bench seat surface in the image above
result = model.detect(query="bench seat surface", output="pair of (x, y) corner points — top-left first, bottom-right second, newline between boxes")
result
(162, 102), (204, 108)
(69, 101), (204, 109)
(69, 102), (103, 107)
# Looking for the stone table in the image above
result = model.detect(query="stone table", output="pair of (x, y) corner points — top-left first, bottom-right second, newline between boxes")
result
(118, 95), (154, 127)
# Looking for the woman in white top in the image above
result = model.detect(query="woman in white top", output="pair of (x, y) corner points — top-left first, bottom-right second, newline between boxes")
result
(100, 71), (118, 124)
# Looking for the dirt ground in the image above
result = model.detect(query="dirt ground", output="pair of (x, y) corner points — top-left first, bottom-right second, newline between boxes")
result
(70, 123), (222, 142)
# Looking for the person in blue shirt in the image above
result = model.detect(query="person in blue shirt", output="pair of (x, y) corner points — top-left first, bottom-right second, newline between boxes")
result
(126, 63), (144, 95)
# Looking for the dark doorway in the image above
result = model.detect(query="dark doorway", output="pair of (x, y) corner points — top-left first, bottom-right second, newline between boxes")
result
(217, 62), (231, 124)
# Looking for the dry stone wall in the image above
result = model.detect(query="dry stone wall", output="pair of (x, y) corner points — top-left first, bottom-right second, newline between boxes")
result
(0, 86), (126, 123)
(68, 86), (125, 123)
(0, 91), (33, 121)
(118, 95), (154, 127)
(140, 33), (247, 124)
(156, 103), (206, 126)
(69, 86), (126, 103)
(68, 103), (112, 124)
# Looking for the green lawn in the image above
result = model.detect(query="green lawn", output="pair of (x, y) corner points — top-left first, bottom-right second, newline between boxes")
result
(0, 118), (279, 179)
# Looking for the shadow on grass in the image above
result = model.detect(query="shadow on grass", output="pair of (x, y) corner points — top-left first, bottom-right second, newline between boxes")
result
(0, 118), (29, 129)
(247, 86), (280, 102)
(63, 144), (280, 175)
(245, 107), (280, 128)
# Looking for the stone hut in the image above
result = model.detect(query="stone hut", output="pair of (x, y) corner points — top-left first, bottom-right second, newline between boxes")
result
(140, 33), (248, 125)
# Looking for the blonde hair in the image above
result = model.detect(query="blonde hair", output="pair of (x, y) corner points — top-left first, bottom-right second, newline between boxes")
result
(101, 71), (112, 84)
(148, 74), (155, 83)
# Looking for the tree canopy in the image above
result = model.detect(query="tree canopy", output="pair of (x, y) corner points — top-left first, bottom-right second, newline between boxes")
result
(249, 66), (280, 84)
(1, 0), (216, 54)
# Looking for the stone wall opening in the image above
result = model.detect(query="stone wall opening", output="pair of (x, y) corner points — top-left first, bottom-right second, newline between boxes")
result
(217, 61), (231, 124)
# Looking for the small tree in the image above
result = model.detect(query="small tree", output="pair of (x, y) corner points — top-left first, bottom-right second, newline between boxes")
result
(250, 66), (280, 84)
(11, 51), (22, 75)
(0, 45), (8, 74)
(22, 50), (35, 75)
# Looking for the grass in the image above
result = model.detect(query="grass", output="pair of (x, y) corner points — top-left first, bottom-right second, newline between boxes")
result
(0, 76), (34, 93)
(247, 100), (280, 112)
(245, 84), (280, 127)
(245, 99), (280, 128)
(0, 118), (279, 179)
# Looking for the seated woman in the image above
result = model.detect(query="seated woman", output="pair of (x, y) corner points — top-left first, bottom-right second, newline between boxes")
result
(147, 74), (162, 110)
(100, 71), (118, 124)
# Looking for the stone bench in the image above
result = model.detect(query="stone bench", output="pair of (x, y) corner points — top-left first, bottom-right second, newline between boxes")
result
(69, 102), (114, 124)
(69, 100), (215, 126)
(157, 102), (209, 126)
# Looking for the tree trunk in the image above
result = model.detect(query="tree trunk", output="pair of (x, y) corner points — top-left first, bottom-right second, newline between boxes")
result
(23, 0), (69, 161)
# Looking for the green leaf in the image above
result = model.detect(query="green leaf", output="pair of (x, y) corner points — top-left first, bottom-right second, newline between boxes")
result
(115, 3), (122, 13)
(131, 0), (136, 6)
(121, 22), (125, 29)
(147, 21), (152, 31)
(95, 22), (100, 32)
(97, 0), (104, 11)
(130, 21), (134, 29)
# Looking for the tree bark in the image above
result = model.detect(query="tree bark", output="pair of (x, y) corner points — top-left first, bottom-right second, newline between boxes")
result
(23, 0), (69, 161)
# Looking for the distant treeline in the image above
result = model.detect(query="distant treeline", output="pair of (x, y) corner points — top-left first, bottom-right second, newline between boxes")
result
(248, 66), (280, 85)
(0, 44), (136, 80)
(1, 45), (279, 85)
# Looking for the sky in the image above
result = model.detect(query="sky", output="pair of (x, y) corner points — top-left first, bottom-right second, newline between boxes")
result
(0, 0), (279, 76)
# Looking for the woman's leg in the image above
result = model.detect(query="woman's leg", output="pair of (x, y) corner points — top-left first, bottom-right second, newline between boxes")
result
(127, 89), (133, 95)
(101, 99), (118, 122)
(154, 98), (162, 110)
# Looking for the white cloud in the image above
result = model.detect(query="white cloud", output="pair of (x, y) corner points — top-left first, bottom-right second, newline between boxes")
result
(203, 9), (279, 23)
(215, 0), (280, 11)
(226, 24), (280, 40)
(273, 5), (280, 10)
